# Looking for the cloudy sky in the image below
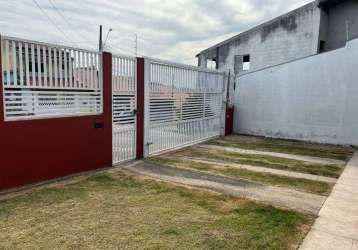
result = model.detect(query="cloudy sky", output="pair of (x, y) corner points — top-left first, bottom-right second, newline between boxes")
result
(1, 0), (312, 65)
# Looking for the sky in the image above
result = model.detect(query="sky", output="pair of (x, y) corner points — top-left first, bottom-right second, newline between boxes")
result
(1, 0), (312, 65)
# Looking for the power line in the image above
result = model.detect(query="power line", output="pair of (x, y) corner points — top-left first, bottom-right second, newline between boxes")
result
(47, 0), (96, 47)
(31, 0), (74, 44)
(107, 44), (139, 56)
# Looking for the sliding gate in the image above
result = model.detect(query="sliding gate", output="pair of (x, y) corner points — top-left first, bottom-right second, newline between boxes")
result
(146, 59), (226, 155)
(112, 55), (137, 164)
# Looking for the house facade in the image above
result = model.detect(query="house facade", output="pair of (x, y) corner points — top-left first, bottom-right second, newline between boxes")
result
(197, 0), (358, 76)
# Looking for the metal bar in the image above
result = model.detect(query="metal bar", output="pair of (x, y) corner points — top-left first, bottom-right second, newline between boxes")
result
(43, 45), (48, 87)
(64, 48), (68, 87)
(25, 43), (30, 86)
(37, 44), (42, 86)
(59, 49), (63, 87)
(12, 41), (17, 86)
(18, 42), (24, 87)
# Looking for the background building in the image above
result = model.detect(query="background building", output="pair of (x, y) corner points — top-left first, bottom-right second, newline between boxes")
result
(197, 0), (358, 77)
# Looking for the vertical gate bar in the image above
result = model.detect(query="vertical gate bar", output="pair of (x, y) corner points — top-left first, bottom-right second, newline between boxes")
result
(68, 49), (72, 88)
(18, 42), (24, 87)
(31, 44), (36, 86)
(42, 46), (47, 87)
(64, 48), (68, 87)
(48, 47), (53, 88)
(36, 44), (42, 86)
(12, 41), (17, 86)
(25, 43), (30, 87)
(4, 40), (10, 86)
(59, 49), (63, 87)
(53, 48), (58, 87)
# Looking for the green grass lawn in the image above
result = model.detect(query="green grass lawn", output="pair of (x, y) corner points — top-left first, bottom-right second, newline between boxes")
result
(171, 147), (343, 178)
(209, 135), (354, 161)
(0, 171), (313, 250)
(149, 157), (333, 195)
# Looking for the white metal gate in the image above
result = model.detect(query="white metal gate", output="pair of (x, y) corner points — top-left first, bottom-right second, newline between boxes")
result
(145, 59), (226, 155)
(112, 55), (137, 164)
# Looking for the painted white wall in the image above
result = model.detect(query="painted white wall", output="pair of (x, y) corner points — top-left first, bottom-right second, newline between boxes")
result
(234, 38), (358, 146)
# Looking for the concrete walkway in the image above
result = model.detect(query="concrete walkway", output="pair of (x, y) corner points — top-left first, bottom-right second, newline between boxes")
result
(300, 152), (358, 250)
(179, 157), (337, 184)
(201, 144), (346, 166)
(123, 161), (326, 215)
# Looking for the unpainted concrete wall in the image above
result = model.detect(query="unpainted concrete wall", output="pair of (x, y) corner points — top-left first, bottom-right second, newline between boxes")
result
(199, 3), (321, 76)
(324, 0), (358, 51)
(234, 38), (358, 146)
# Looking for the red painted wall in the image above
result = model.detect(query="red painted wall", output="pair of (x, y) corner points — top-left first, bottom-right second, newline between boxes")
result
(0, 44), (113, 191)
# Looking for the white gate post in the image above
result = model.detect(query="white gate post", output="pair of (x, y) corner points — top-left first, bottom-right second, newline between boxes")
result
(143, 58), (151, 158)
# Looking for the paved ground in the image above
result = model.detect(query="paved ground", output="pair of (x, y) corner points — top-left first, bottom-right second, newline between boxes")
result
(300, 152), (358, 250)
(200, 144), (346, 166)
(123, 162), (326, 214)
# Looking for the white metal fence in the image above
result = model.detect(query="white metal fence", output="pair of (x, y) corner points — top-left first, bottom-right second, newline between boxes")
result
(145, 59), (226, 155)
(1, 36), (102, 121)
(112, 55), (137, 164)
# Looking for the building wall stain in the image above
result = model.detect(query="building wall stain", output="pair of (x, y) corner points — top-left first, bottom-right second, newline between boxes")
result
(261, 14), (298, 42)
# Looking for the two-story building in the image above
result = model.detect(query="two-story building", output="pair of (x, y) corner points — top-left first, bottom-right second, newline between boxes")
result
(197, 0), (358, 76)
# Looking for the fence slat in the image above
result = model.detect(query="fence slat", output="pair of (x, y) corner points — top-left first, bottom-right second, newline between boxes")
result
(18, 42), (24, 87)
(12, 41), (17, 86)
(1, 36), (102, 121)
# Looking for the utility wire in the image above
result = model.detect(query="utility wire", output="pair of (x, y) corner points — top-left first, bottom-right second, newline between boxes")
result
(32, 0), (74, 44)
(109, 44), (143, 57)
(47, 0), (96, 47)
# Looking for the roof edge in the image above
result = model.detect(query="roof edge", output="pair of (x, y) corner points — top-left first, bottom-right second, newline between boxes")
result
(196, 1), (317, 57)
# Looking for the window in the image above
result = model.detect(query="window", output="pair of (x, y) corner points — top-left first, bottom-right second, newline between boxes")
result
(206, 58), (217, 70)
(319, 40), (326, 53)
(234, 54), (251, 74)
(243, 55), (250, 71)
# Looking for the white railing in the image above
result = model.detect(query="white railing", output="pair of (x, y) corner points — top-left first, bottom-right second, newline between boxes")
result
(1, 36), (102, 121)
(112, 55), (137, 164)
(146, 58), (226, 155)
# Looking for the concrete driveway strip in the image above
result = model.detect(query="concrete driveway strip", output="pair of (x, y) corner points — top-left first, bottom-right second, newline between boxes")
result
(180, 157), (337, 184)
(123, 161), (326, 215)
(300, 152), (358, 250)
(200, 144), (346, 166)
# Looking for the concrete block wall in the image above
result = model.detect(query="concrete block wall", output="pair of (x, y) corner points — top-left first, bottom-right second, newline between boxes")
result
(234, 38), (358, 146)
(199, 2), (321, 77)
(324, 0), (358, 51)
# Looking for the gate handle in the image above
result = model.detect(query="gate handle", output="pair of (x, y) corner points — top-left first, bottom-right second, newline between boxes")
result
(133, 109), (138, 115)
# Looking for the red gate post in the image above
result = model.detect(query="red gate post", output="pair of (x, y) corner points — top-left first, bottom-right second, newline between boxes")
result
(225, 106), (234, 136)
(0, 35), (4, 124)
(102, 51), (113, 165)
(136, 58), (145, 159)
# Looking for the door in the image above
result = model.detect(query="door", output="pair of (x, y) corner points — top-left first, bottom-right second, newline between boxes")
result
(112, 55), (137, 164)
